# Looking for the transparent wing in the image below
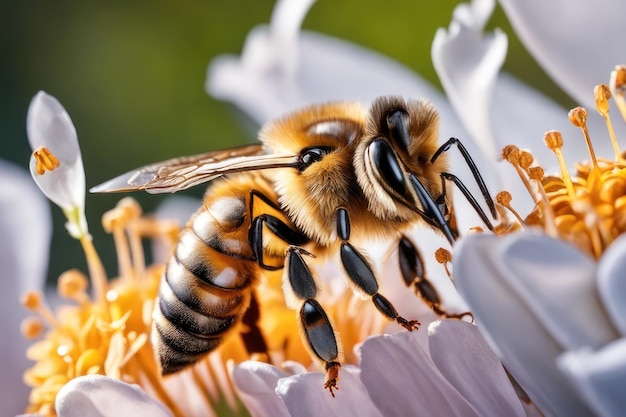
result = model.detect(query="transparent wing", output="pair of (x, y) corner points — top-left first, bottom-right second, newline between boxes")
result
(90, 144), (299, 194)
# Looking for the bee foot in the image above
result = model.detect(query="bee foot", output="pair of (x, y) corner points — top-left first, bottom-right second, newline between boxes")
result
(324, 361), (341, 397)
(396, 317), (420, 331)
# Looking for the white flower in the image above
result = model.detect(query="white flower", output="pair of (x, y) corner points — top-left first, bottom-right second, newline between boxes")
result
(454, 231), (626, 416)
(27, 91), (88, 239)
(0, 159), (51, 416)
(232, 320), (528, 417)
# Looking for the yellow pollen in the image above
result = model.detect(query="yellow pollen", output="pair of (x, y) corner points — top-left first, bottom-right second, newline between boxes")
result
(595, 83), (623, 160)
(32, 146), (60, 176)
(610, 64), (626, 123)
(528, 166), (544, 181)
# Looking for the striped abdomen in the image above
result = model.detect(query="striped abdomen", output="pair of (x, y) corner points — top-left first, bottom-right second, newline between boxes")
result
(152, 177), (260, 374)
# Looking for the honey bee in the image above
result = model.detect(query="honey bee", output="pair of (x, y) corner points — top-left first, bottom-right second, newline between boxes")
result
(92, 96), (495, 395)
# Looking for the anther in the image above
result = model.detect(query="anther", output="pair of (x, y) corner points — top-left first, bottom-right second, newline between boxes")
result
(32, 146), (60, 175)
(58, 269), (90, 304)
(501, 145), (520, 165)
(21, 290), (59, 328)
(569, 107), (599, 170)
(501, 145), (538, 204)
(544, 131), (576, 199)
(434, 248), (452, 279)
(518, 151), (534, 171)
(496, 191), (525, 226)
(21, 317), (45, 339)
(595, 84), (623, 160)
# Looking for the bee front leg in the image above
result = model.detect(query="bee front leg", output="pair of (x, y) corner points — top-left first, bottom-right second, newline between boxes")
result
(397, 236), (473, 321)
(284, 247), (343, 396)
(336, 208), (420, 331)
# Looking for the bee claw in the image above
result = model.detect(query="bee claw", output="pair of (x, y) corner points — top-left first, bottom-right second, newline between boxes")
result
(324, 361), (341, 397)
(396, 317), (420, 331)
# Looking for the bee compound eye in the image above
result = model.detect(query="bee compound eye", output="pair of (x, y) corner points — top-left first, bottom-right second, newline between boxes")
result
(298, 147), (332, 172)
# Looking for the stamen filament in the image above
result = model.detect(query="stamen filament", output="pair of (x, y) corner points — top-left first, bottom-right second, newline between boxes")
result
(544, 131), (576, 199)
(527, 167), (559, 238)
(595, 84), (623, 160)
(434, 248), (452, 279)
(501, 145), (540, 204)
(79, 235), (109, 306)
(496, 191), (526, 226)
(569, 107), (599, 170)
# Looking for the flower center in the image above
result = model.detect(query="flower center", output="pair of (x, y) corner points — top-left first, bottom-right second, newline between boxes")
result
(498, 65), (626, 259)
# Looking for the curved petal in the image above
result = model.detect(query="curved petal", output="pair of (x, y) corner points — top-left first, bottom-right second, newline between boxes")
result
(231, 361), (290, 417)
(597, 234), (626, 335)
(206, 0), (468, 142)
(276, 368), (383, 417)
(432, 0), (507, 160)
(0, 160), (51, 416)
(55, 375), (172, 417)
(558, 338), (626, 417)
(428, 320), (525, 417)
(359, 331), (480, 417)
(498, 0), (626, 110)
(26, 91), (86, 212)
(498, 232), (618, 348)
(453, 233), (594, 416)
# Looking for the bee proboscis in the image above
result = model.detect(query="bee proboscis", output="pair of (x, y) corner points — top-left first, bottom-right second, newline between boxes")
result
(92, 96), (495, 395)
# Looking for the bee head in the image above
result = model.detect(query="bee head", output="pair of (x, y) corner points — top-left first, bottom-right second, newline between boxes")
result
(260, 102), (366, 242)
(354, 96), (447, 221)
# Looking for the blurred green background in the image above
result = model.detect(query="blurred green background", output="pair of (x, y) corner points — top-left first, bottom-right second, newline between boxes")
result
(1, 0), (570, 284)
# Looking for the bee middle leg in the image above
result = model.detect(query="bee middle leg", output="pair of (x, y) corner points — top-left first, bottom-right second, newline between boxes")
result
(397, 235), (473, 321)
(336, 207), (420, 331)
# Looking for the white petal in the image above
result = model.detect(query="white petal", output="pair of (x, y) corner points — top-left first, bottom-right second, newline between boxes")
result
(432, 0), (508, 160)
(453, 233), (594, 416)
(360, 331), (480, 417)
(558, 338), (626, 417)
(597, 234), (626, 335)
(498, 0), (626, 110)
(27, 91), (80, 164)
(26, 91), (86, 222)
(428, 320), (525, 417)
(0, 160), (51, 416)
(207, 0), (469, 142)
(231, 361), (290, 417)
(55, 375), (172, 417)
(499, 231), (618, 348)
(276, 368), (383, 417)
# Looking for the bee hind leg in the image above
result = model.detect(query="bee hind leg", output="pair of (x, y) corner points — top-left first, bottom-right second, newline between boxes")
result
(336, 208), (420, 331)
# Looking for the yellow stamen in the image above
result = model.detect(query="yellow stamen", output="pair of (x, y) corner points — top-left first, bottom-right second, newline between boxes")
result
(79, 235), (109, 306)
(57, 269), (90, 305)
(610, 65), (626, 122)
(32, 146), (60, 176)
(527, 167), (558, 238)
(544, 130), (576, 199)
(21, 291), (59, 329)
(21, 317), (45, 339)
(595, 84), (622, 160)
(496, 191), (526, 226)
(434, 247), (452, 279)
(569, 107), (599, 170)
(502, 145), (539, 204)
